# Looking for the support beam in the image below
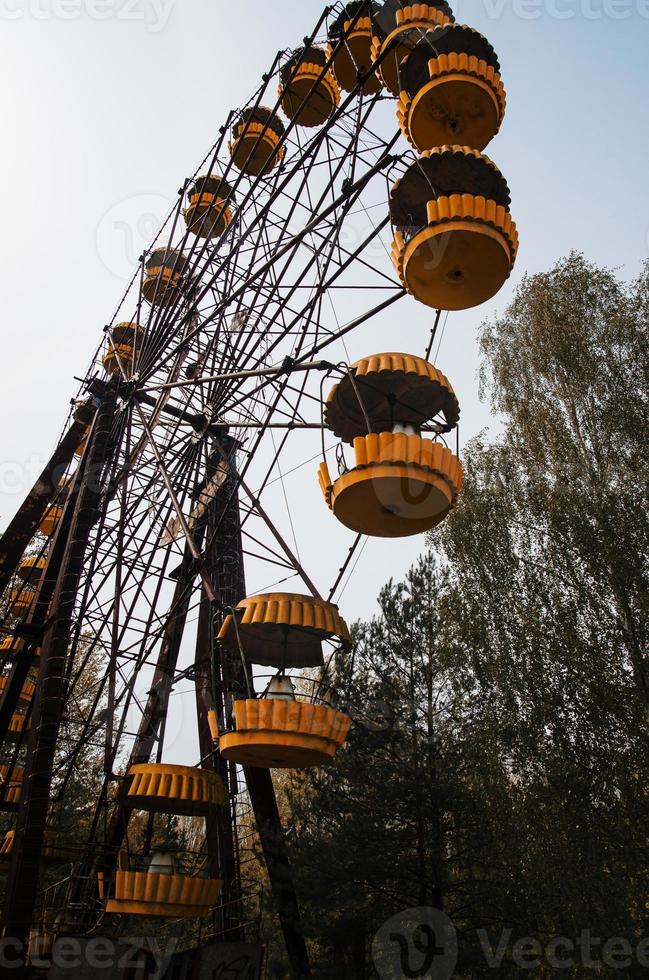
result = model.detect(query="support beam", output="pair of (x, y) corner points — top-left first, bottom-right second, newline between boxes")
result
(0, 471), (79, 749)
(244, 767), (311, 979)
(0, 412), (91, 598)
(212, 438), (321, 600)
(0, 385), (118, 969)
(131, 398), (218, 603)
(99, 517), (208, 873)
(196, 439), (311, 975)
(143, 359), (335, 395)
(194, 440), (245, 941)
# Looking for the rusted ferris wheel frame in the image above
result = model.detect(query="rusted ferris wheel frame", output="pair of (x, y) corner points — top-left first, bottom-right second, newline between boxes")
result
(0, 3), (497, 976)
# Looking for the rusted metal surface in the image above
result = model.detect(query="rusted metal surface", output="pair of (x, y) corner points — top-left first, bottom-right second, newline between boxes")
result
(245, 766), (312, 979)
(194, 439), (247, 939)
(99, 517), (209, 872)
(0, 414), (91, 599)
(0, 386), (118, 965)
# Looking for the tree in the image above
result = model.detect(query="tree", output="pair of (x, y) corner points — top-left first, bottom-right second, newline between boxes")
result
(436, 253), (649, 972)
(283, 254), (649, 977)
(282, 558), (496, 977)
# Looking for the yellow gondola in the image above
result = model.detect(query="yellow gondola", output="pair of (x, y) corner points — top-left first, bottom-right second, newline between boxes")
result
(0, 638), (40, 659)
(105, 762), (226, 917)
(0, 638), (21, 656)
(102, 322), (145, 378)
(279, 45), (340, 128)
(319, 352), (462, 537)
(183, 174), (234, 239)
(142, 247), (188, 307)
(220, 697), (351, 769)
(0, 675), (35, 704)
(4, 710), (30, 740)
(218, 593), (352, 769)
(0, 765), (24, 807)
(370, 1), (454, 96)
(319, 432), (462, 537)
(9, 589), (37, 620)
(38, 504), (63, 537)
(105, 864), (222, 919)
(327, 1), (383, 94)
(218, 592), (351, 668)
(398, 24), (505, 152)
(325, 352), (459, 441)
(38, 475), (71, 536)
(0, 830), (75, 870)
(0, 829), (15, 862)
(124, 763), (227, 816)
(16, 555), (46, 586)
(390, 145), (518, 310)
(229, 106), (285, 176)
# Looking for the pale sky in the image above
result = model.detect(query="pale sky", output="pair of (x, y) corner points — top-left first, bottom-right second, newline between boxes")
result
(0, 0), (647, 634)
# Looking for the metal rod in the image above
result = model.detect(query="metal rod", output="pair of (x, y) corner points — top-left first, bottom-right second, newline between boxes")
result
(224, 422), (324, 430)
(424, 309), (443, 361)
(149, 150), (397, 378)
(194, 438), (246, 939)
(0, 413), (89, 598)
(142, 359), (335, 395)
(211, 439), (321, 600)
(0, 384), (118, 964)
(97, 517), (208, 880)
(131, 399), (218, 603)
(328, 533), (363, 602)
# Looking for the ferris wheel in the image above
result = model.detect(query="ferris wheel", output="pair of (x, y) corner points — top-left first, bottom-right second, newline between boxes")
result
(0, 2), (516, 976)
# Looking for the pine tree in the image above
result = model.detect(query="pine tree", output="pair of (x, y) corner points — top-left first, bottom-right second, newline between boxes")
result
(284, 254), (649, 978)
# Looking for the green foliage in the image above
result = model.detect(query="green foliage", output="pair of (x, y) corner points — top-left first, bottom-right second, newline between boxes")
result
(281, 254), (649, 978)
(436, 252), (649, 974)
